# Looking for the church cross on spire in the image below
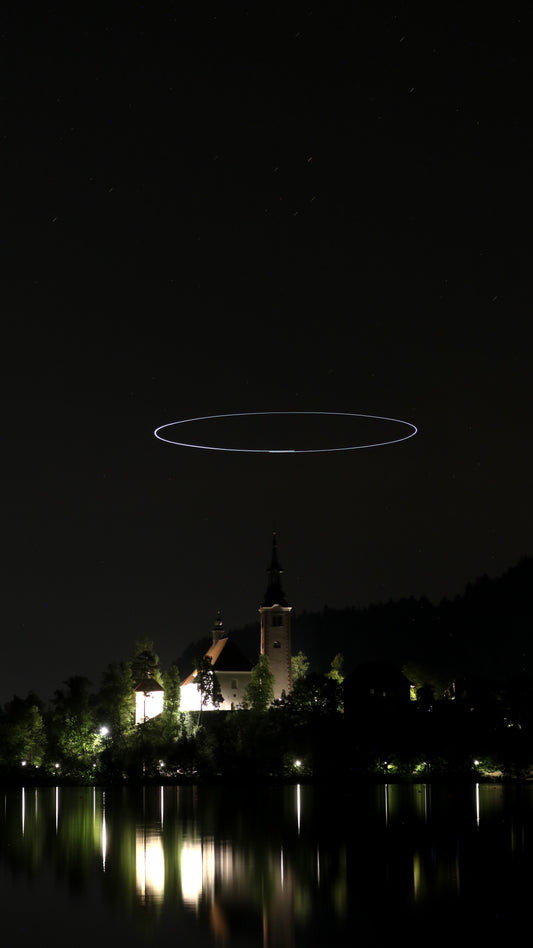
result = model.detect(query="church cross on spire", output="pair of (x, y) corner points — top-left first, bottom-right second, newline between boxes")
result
(262, 532), (289, 607)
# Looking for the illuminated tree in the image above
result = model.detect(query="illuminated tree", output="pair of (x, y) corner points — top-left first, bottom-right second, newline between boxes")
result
(161, 664), (181, 739)
(195, 655), (223, 712)
(50, 676), (97, 771)
(291, 650), (310, 683)
(327, 653), (344, 684)
(245, 655), (275, 712)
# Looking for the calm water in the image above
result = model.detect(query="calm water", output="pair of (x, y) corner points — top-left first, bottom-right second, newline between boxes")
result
(1, 782), (533, 946)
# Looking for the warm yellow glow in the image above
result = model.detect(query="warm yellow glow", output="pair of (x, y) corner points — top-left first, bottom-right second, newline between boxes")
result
(413, 852), (421, 899)
(181, 839), (215, 907)
(181, 842), (203, 905)
(135, 688), (164, 725)
(180, 681), (224, 712)
(180, 683), (202, 712)
(136, 830), (165, 900)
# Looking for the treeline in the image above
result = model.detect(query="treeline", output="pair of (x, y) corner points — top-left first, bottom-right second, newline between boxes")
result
(4, 669), (533, 782)
(0, 638), (182, 782)
(2, 557), (533, 783)
(230, 556), (533, 684)
(0, 654), (346, 784)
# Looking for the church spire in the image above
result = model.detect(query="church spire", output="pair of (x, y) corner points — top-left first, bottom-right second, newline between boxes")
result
(262, 533), (289, 607)
(212, 609), (226, 644)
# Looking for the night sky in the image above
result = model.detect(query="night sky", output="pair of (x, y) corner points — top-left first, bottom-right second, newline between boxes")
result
(2, 4), (532, 703)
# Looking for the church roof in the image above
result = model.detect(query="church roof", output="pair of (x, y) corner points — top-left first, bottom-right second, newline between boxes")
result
(182, 637), (253, 686)
(134, 676), (164, 693)
(262, 532), (289, 607)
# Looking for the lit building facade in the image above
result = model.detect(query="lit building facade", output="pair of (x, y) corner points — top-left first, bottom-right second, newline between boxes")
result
(180, 612), (253, 711)
(134, 677), (164, 725)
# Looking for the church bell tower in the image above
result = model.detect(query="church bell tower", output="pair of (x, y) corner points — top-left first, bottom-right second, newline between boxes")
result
(259, 534), (292, 700)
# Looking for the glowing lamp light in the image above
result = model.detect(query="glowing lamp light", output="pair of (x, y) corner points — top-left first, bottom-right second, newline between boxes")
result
(295, 760), (302, 768)
(100, 726), (109, 737)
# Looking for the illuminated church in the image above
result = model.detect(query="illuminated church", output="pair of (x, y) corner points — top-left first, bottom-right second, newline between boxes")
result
(180, 612), (253, 711)
(179, 534), (293, 711)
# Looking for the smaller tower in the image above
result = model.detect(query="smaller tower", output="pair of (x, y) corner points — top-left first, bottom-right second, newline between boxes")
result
(259, 534), (292, 700)
(212, 610), (225, 645)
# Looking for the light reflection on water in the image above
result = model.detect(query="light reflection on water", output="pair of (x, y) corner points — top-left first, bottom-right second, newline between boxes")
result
(1, 783), (533, 945)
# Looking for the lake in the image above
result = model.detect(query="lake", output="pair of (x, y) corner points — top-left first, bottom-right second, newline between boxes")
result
(1, 782), (532, 946)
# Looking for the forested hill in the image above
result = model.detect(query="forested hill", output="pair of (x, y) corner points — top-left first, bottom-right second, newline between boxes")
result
(229, 557), (533, 684)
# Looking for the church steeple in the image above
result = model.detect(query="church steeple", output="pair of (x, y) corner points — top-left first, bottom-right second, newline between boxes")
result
(259, 534), (292, 700)
(262, 533), (289, 607)
(212, 610), (226, 645)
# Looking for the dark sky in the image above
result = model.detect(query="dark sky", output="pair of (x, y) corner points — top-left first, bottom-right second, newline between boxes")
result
(1, 3), (532, 703)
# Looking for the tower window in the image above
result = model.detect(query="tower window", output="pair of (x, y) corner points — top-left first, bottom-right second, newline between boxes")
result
(273, 641), (281, 649)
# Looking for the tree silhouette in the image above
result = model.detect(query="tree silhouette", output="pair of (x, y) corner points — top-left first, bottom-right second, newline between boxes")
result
(195, 656), (223, 712)
(245, 655), (275, 712)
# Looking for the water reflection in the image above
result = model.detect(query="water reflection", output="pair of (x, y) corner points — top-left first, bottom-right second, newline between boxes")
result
(2, 783), (533, 945)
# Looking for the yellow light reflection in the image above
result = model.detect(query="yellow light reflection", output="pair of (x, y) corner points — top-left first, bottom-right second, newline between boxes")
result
(413, 851), (421, 899)
(136, 831), (165, 901)
(181, 839), (215, 908)
(102, 792), (107, 872)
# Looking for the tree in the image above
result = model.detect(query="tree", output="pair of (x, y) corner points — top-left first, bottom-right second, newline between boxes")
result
(283, 672), (343, 715)
(163, 664), (181, 718)
(327, 653), (344, 684)
(245, 655), (275, 712)
(97, 661), (135, 739)
(291, 651), (310, 683)
(50, 676), (97, 771)
(0, 695), (46, 767)
(161, 664), (181, 739)
(131, 637), (160, 682)
(195, 656), (223, 712)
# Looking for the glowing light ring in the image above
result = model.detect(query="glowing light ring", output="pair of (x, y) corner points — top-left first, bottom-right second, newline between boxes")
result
(153, 411), (418, 454)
